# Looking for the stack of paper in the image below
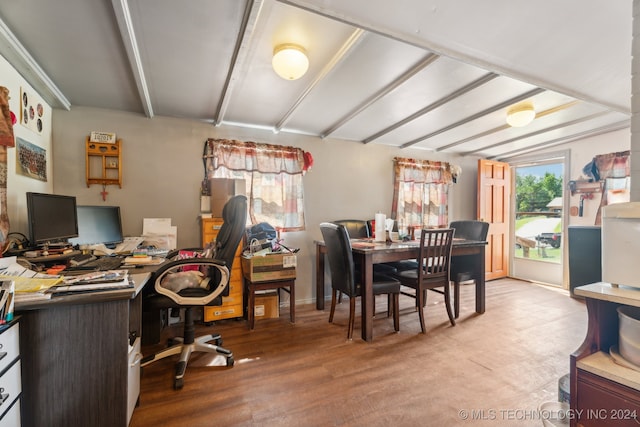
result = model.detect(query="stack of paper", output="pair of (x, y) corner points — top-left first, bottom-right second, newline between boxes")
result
(50, 270), (132, 295)
(0, 256), (63, 293)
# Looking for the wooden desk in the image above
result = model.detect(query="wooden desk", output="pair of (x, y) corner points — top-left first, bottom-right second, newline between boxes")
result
(315, 239), (486, 342)
(15, 272), (151, 427)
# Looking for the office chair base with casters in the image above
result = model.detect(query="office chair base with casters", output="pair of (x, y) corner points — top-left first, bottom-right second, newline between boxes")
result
(141, 306), (234, 389)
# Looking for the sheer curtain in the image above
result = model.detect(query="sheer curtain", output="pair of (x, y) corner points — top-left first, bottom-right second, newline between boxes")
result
(391, 157), (458, 228)
(205, 138), (312, 231)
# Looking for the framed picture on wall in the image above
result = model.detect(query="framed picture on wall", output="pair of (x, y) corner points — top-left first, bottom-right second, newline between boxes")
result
(15, 137), (47, 181)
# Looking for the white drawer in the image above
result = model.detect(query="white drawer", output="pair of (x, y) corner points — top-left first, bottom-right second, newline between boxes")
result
(0, 360), (21, 422)
(0, 324), (19, 375)
(127, 337), (141, 424)
(0, 398), (20, 427)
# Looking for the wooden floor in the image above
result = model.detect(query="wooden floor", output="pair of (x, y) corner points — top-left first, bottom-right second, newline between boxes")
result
(130, 278), (586, 427)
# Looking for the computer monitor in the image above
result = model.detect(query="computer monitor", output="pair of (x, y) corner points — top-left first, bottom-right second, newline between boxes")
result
(26, 192), (79, 246)
(68, 205), (124, 248)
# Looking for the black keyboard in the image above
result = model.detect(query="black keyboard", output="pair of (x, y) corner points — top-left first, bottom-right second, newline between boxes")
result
(67, 256), (124, 271)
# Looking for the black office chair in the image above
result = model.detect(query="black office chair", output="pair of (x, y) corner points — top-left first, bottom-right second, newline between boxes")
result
(320, 222), (401, 340)
(142, 195), (247, 389)
(449, 220), (489, 318)
(393, 228), (455, 333)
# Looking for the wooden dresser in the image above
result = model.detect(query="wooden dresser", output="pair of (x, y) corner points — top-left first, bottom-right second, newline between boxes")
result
(571, 282), (640, 426)
(201, 217), (244, 322)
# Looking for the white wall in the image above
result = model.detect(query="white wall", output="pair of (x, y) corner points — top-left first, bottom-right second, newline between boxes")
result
(0, 54), (54, 237)
(51, 106), (479, 304)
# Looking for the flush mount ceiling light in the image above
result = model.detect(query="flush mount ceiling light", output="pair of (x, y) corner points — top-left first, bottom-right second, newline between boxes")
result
(272, 44), (309, 80)
(506, 102), (536, 127)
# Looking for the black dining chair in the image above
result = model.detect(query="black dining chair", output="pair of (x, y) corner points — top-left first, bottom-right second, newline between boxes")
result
(320, 222), (401, 340)
(449, 220), (489, 318)
(392, 228), (455, 333)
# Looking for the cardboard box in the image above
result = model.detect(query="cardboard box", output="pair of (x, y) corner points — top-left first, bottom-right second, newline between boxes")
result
(209, 178), (246, 217)
(254, 292), (279, 320)
(241, 253), (297, 282)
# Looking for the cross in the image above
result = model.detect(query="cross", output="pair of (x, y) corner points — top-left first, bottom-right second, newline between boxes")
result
(100, 185), (109, 201)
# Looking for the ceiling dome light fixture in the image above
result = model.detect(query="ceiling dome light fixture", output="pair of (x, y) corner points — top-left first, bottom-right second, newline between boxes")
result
(506, 102), (536, 127)
(272, 44), (309, 80)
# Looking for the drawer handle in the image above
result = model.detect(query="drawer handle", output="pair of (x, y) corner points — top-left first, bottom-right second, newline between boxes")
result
(131, 352), (143, 367)
(0, 388), (8, 406)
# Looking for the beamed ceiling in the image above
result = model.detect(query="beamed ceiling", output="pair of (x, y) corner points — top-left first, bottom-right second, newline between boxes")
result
(0, 0), (631, 159)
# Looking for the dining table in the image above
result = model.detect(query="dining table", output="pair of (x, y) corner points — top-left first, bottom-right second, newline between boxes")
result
(314, 237), (487, 342)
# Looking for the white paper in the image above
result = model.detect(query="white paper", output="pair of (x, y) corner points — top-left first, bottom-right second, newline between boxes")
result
(375, 213), (386, 242)
(142, 219), (177, 250)
(143, 218), (172, 235)
(0, 256), (58, 279)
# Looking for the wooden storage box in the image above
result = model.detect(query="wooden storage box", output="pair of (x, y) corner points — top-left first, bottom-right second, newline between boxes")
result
(241, 253), (297, 282)
(254, 292), (279, 320)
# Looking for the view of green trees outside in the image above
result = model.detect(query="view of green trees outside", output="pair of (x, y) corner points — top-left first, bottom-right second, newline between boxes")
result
(515, 165), (563, 263)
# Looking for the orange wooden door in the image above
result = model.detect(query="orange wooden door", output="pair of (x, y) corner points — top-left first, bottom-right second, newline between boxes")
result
(477, 159), (510, 280)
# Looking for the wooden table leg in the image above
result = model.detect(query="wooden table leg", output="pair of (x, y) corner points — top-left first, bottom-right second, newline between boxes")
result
(361, 253), (374, 342)
(475, 246), (486, 314)
(290, 279), (295, 323)
(248, 284), (256, 330)
(316, 243), (325, 310)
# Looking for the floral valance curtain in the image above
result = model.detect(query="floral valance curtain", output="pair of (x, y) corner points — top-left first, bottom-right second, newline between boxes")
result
(205, 138), (312, 231)
(391, 157), (459, 228)
(206, 138), (312, 176)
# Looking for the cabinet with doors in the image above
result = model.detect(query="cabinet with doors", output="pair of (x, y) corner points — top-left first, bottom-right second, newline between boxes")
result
(85, 137), (122, 188)
(571, 282), (640, 427)
(201, 217), (244, 322)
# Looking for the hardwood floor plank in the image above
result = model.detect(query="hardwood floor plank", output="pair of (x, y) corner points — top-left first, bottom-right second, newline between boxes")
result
(131, 278), (586, 427)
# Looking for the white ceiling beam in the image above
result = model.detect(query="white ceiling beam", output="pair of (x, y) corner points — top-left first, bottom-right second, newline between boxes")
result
(111, 0), (154, 118)
(400, 88), (545, 149)
(215, 0), (266, 126)
(320, 53), (439, 139)
(275, 28), (365, 133)
(493, 120), (630, 160)
(362, 73), (499, 144)
(464, 111), (611, 156)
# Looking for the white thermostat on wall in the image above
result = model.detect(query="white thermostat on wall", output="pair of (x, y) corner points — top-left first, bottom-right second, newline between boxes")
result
(89, 131), (117, 143)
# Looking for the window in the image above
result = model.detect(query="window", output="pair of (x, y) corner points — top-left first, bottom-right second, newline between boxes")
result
(205, 139), (312, 231)
(391, 157), (458, 228)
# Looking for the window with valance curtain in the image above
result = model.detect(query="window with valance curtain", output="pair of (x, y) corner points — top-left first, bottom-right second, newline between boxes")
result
(391, 157), (459, 228)
(205, 138), (312, 231)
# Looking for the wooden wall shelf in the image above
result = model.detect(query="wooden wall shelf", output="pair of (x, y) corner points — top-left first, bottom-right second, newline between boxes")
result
(86, 137), (122, 188)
